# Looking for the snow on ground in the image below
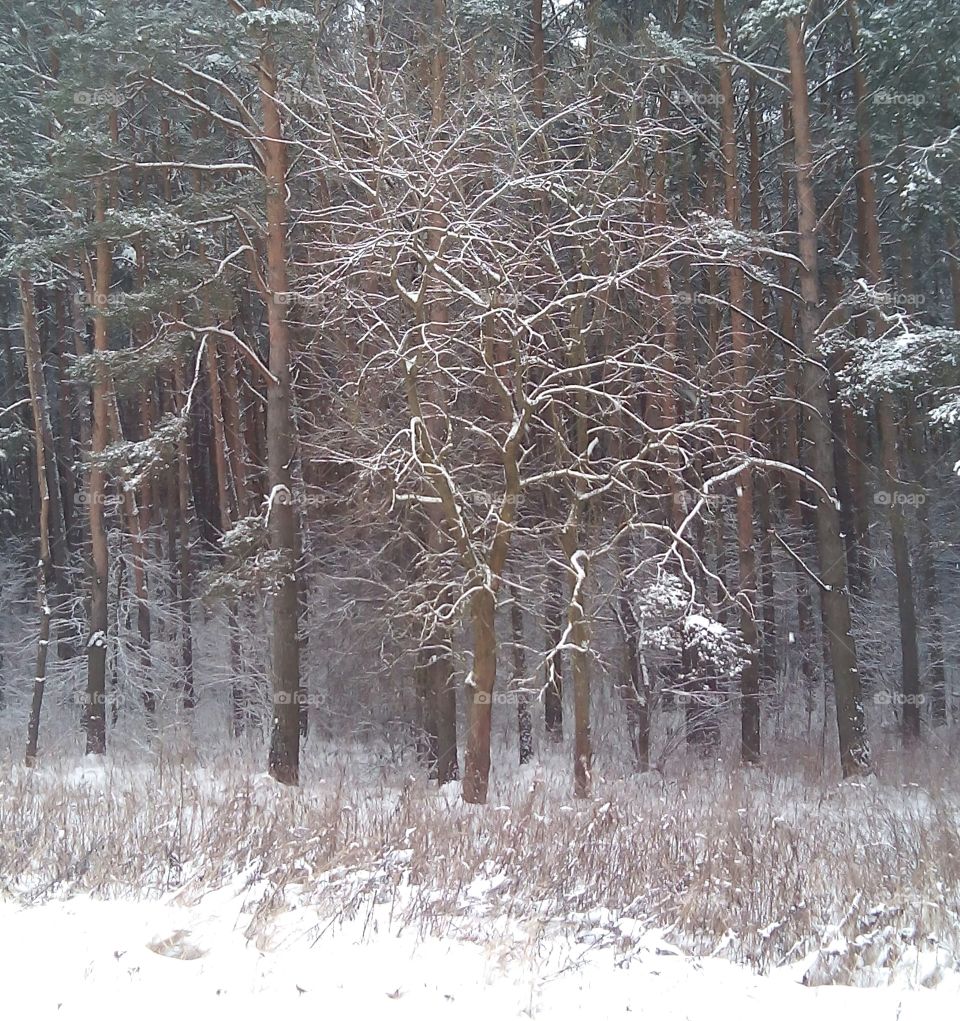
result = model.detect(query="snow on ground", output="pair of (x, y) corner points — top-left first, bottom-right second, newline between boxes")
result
(2, 883), (958, 1021)
(4, 745), (960, 1018)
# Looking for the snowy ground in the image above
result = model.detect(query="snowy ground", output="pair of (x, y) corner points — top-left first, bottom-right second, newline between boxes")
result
(2, 883), (959, 1021)
(3, 744), (960, 1018)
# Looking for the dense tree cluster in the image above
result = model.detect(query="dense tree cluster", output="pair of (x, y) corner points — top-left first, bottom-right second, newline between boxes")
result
(1, 0), (959, 801)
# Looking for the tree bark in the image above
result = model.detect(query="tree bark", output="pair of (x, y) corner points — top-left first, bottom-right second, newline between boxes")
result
(463, 586), (496, 804)
(84, 178), (110, 756)
(846, 0), (921, 744)
(947, 221), (960, 331)
(257, 30), (302, 786)
(432, 627), (459, 784)
(616, 543), (649, 772)
(510, 583), (533, 766)
(716, 0), (760, 764)
(21, 272), (60, 766)
(415, 642), (439, 775)
(907, 411), (947, 723)
(560, 542), (591, 798)
(171, 358), (196, 711)
(786, 15), (869, 776)
(748, 84), (778, 697)
(544, 556), (565, 741)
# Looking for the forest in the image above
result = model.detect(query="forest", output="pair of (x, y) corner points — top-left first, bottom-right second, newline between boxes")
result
(1, 0), (960, 1011)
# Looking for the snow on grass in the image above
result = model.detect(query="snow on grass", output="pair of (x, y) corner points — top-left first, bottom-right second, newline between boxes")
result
(1, 879), (959, 1021)
(2, 741), (960, 1008)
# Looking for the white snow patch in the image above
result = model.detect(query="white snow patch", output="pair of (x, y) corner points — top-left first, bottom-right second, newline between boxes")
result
(0, 889), (958, 1020)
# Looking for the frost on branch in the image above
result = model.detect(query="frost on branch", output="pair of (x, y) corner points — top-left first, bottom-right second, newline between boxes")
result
(71, 333), (191, 394)
(931, 395), (960, 429)
(821, 280), (960, 406)
(203, 511), (297, 602)
(834, 325), (960, 400)
(740, 0), (808, 41)
(238, 8), (318, 33)
(641, 15), (699, 67)
(681, 614), (747, 682)
(631, 573), (746, 685)
(685, 212), (767, 263)
(88, 413), (184, 491)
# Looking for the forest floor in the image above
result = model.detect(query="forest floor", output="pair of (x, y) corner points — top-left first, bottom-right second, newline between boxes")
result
(2, 884), (959, 1021)
(2, 739), (960, 1017)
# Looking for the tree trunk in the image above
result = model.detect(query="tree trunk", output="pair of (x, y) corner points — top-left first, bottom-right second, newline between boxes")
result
(877, 401), (921, 742)
(432, 627), (459, 784)
(846, 0), (921, 744)
(84, 178), (111, 756)
(258, 33), (302, 786)
(559, 535), (591, 798)
(415, 643), (439, 775)
(204, 330), (248, 735)
(748, 86), (778, 697)
(46, 290), (75, 660)
(616, 544), (649, 772)
(463, 586), (496, 804)
(172, 358), (196, 711)
(544, 556), (564, 741)
(20, 272), (60, 766)
(510, 583), (533, 765)
(786, 15), (869, 776)
(716, 0), (760, 763)
(947, 221), (960, 331)
(908, 411), (947, 723)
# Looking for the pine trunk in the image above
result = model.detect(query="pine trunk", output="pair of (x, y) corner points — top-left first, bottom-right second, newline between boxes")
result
(716, 0), (760, 763)
(786, 15), (868, 776)
(21, 272), (60, 766)
(85, 179), (110, 756)
(846, 0), (922, 744)
(259, 38), (302, 786)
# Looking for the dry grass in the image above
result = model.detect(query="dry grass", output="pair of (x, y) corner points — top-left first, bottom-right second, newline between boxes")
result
(1, 735), (959, 984)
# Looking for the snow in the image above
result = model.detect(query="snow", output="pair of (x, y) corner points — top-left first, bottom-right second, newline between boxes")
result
(1, 746), (959, 1017)
(2, 886), (958, 1021)
(264, 484), (294, 527)
(237, 8), (319, 33)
